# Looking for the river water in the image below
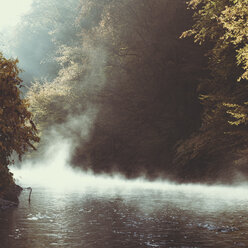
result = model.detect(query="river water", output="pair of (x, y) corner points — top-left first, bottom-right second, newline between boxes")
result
(1, 179), (248, 248)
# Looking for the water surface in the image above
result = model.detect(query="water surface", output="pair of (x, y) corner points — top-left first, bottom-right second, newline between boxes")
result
(0, 183), (248, 248)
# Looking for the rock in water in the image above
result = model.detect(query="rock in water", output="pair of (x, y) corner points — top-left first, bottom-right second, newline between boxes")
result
(0, 184), (23, 210)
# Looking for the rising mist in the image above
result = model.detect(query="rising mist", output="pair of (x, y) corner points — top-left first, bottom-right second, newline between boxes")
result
(3, 0), (247, 183)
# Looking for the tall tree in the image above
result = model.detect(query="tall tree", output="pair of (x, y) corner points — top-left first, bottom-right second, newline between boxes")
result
(72, 0), (206, 178)
(25, 0), (207, 180)
(176, 0), (248, 182)
(0, 53), (39, 191)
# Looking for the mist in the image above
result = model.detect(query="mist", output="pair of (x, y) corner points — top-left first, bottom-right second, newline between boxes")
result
(11, 139), (248, 205)
(2, 2), (248, 247)
(0, 0), (32, 31)
(2, 0), (247, 184)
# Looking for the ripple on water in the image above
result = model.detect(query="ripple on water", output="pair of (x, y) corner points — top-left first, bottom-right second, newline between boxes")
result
(1, 186), (248, 248)
(27, 213), (52, 221)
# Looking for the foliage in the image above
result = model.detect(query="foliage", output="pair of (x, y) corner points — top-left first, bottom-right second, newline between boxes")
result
(0, 53), (39, 190)
(181, 0), (248, 123)
(4, 0), (82, 84)
(12, 0), (248, 181)
(24, 0), (206, 179)
(71, 0), (206, 178)
(27, 81), (73, 130)
(176, 0), (248, 181)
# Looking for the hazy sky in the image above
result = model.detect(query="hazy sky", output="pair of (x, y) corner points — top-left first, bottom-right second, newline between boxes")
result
(0, 0), (33, 31)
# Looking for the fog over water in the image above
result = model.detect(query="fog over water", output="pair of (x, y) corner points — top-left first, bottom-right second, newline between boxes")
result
(7, 139), (248, 247)
(2, 0), (247, 190)
(0, 0), (246, 190)
(11, 137), (248, 203)
(2, 3), (248, 247)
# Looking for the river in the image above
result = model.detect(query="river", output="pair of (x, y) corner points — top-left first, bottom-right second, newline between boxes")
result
(1, 178), (248, 248)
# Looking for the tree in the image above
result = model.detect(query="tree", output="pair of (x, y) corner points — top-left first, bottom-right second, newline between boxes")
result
(72, 0), (206, 178)
(0, 53), (39, 191)
(175, 0), (248, 181)
(181, 0), (248, 125)
(4, 0), (82, 85)
(24, 0), (206, 180)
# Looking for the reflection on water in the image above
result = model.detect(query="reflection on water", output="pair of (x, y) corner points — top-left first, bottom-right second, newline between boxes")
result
(0, 185), (248, 248)
(4, 141), (248, 246)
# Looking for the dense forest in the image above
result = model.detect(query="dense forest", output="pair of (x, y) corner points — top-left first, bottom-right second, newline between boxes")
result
(1, 0), (248, 192)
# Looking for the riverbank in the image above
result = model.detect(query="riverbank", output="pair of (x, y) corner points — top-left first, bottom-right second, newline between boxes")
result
(0, 185), (23, 210)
